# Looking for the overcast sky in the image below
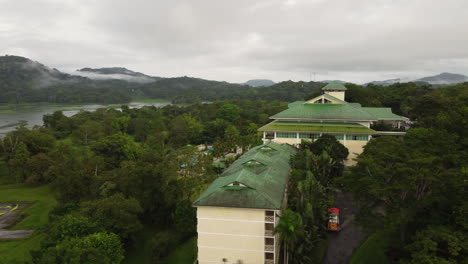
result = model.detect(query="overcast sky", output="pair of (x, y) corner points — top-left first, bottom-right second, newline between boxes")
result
(1, 0), (468, 83)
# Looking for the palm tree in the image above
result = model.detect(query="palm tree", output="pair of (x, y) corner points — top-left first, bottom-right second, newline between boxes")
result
(274, 209), (303, 264)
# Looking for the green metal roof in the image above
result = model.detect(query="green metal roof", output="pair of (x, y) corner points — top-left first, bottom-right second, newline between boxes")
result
(362, 107), (409, 121)
(271, 103), (376, 121)
(258, 121), (375, 134)
(322, 81), (347, 91)
(193, 142), (296, 210)
(288, 101), (305, 108)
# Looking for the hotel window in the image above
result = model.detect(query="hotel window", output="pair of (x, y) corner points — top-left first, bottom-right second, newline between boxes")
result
(276, 132), (296, 138)
(299, 133), (319, 139)
(334, 134), (344, 140)
(346, 135), (368, 141)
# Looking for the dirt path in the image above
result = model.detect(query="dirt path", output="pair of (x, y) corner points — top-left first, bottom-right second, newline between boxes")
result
(0, 203), (33, 239)
(322, 191), (367, 264)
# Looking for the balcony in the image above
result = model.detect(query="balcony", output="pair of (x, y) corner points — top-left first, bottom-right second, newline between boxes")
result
(265, 259), (274, 264)
(264, 229), (274, 236)
(265, 215), (274, 222)
(265, 237), (274, 251)
(265, 244), (274, 251)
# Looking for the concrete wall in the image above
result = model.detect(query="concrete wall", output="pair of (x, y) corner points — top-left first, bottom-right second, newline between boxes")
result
(269, 137), (300, 146)
(197, 207), (272, 264)
(324, 91), (345, 101)
(340, 139), (367, 166)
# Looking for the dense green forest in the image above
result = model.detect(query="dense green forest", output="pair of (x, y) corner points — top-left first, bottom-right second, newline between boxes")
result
(0, 75), (466, 263)
(0, 99), (287, 263)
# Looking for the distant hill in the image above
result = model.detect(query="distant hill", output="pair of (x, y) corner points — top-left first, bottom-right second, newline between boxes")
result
(0, 55), (132, 103)
(364, 78), (402, 86)
(415, 72), (468, 85)
(243, 79), (275, 87)
(363, 73), (468, 86)
(75, 67), (161, 83)
(1, 55), (466, 105)
(0, 55), (84, 89)
(320, 80), (346, 84)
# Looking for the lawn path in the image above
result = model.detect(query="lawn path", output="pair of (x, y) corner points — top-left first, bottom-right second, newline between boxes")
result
(322, 191), (367, 264)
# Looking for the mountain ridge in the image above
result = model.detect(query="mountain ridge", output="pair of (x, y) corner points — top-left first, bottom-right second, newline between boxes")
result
(243, 79), (276, 87)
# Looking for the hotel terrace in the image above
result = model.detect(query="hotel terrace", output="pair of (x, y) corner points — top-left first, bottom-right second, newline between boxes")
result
(259, 81), (408, 165)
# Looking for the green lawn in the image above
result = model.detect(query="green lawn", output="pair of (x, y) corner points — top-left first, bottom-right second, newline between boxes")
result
(349, 231), (391, 264)
(0, 184), (57, 262)
(161, 237), (197, 264)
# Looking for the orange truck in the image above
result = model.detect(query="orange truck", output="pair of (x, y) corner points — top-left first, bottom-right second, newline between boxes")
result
(327, 208), (340, 231)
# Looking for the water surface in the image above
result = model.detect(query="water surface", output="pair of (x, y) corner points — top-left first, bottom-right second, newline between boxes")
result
(0, 101), (170, 136)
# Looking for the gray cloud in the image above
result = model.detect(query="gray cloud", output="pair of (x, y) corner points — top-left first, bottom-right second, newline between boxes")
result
(1, 0), (468, 83)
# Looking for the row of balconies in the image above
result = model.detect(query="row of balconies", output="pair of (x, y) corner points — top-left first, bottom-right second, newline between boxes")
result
(265, 211), (276, 264)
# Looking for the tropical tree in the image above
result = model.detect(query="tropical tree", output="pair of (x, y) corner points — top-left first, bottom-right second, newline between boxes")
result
(79, 193), (143, 241)
(275, 209), (303, 264)
(8, 142), (29, 182)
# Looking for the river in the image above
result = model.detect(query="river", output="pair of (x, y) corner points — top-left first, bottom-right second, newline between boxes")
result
(0, 101), (171, 136)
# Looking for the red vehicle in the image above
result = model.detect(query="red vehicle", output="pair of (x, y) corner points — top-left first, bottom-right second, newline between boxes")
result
(327, 208), (340, 231)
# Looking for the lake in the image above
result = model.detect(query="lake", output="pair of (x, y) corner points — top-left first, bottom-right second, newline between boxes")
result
(0, 101), (171, 136)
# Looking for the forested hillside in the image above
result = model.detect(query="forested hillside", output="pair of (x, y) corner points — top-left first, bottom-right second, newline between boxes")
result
(0, 56), (132, 104)
(3, 55), (458, 106)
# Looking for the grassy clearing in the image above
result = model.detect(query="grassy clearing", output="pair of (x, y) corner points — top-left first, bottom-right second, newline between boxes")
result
(161, 236), (197, 264)
(0, 233), (45, 263)
(349, 231), (391, 264)
(0, 184), (57, 263)
(0, 184), (57, 230)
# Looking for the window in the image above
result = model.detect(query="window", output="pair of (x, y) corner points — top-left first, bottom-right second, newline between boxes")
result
(265, 211), (275, 222)
(299, 133), (319, 139)
(276, 132), (296, 138)
(346, 135), (368, 141)
(227, 181), (246, 187)
(334, 134), (344, 140)
(313, 98), (332, 104)
(260, 146), (275, 152)
(265, 237), (274, 245)
(245, 160), (263, 166)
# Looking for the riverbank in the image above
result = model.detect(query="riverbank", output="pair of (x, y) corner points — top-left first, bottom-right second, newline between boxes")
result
(0, 100), (170, 136)
(0, 99), (170, 113)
